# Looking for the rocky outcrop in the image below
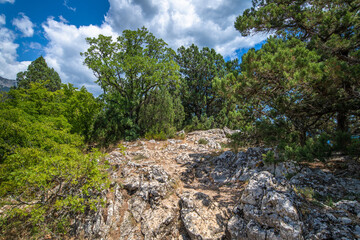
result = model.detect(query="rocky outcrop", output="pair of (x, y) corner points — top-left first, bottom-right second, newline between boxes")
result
(71, 129), (360, 240)
(180, 192), (228, 239)
(228, 171), (303, 240)
(74, 151), (181, 240)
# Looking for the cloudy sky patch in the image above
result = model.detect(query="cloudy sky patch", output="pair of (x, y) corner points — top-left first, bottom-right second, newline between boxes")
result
(0, 0), (15, 4)
(1, 0), (267, 95)
(12, 13), (34, 37)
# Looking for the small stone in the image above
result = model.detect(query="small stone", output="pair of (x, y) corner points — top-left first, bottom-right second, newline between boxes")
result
(354, 225), (360, 238)
(340, 217), (352, 225)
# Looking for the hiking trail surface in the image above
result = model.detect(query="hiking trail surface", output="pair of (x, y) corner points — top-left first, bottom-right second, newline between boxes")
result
(73, 129), (360, 240)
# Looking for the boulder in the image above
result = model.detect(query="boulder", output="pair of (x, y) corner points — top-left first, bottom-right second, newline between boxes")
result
(228, 171), (303, 240)
(180, 192), (228, 240)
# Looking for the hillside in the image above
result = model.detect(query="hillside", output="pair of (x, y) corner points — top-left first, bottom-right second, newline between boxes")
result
(0, 76), (16, 92)
(70, 129), (360, 240)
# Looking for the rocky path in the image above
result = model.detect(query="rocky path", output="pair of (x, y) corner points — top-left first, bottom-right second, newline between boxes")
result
(74, 129), (360, 240)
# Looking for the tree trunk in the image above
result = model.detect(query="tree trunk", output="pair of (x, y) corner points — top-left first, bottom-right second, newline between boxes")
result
(337, 111), (348, 132)
(299, 130), (306, 146)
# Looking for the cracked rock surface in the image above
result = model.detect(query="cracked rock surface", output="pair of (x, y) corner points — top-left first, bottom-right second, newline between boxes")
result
(72, 129), (360, 240)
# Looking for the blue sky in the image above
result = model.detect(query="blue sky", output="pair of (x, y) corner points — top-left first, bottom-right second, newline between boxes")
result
(0, 0), (267, 95)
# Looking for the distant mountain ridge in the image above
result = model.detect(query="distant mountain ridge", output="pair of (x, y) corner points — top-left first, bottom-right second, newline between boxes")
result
(0, 76), (16, 92)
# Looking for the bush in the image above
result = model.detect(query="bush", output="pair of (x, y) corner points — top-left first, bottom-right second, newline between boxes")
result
(139, 88), (184, 139)
(198, 138), (209, 145)
(0, 85), (109, 238)
(184, 115), (216, 132)
(145, 130), (168, 141)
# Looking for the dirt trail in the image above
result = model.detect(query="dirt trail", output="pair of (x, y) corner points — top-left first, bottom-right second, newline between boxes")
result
(118, 129), (245, 210)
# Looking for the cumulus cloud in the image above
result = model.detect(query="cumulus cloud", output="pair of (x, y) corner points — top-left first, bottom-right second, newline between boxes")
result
(105, 0), (267, 57)
(0, 21), (31, 79)
(12, 13), (35, 37)
(0, 0), (266, 94)
(0, 0), (15, 3)
(38, 0), (267, 95)
(0, 14), (5, 25)
(42, 18), (118, 95)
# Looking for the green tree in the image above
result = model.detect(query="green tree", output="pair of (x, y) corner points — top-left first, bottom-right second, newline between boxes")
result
(237, 37), (331, 145)
(82, 27), (180, 140)
(235, 0), (360, 135)
(62, 83), (100, 142)
(16, 56), (61, 92)
(176, 44), (229, 122)
(139, 88), (184, 138)
(0, 83), (108, 238)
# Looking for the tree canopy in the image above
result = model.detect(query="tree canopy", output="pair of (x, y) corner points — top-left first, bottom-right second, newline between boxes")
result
(16, 56), (62, 92)
(176, 44), (227, 120)
(0, 82), (108, 237)
(82, 27), (182, 141)
(231, 0), (360, 159)
(235, 0), (360, 136)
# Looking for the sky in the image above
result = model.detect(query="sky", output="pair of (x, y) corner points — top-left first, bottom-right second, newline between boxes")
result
(0, 0), (267, 95)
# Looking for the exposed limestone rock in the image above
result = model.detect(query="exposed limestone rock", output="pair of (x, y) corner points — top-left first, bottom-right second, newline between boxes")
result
(180, 191), (228, 240)
(228, 171), (303, 240)
(335, 200), (360, 218)
(71, 129), (360, 240)
(141, 203), (179, 240)
(176, 152), (192, 165)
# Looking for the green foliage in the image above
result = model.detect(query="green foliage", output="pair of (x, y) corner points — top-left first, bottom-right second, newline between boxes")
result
(117, 143), (127, 156)
(234, 0), (360, 155)
(16, 56), (61, 92)
(139, 88), (184, 138)
(0, 83), (108, 238)
(62, 83), (100, 141)
(82, 27), (181, 142)
(346, 138), (360, 156)
(145, 131), (168, 141)
(184, 115), (216, 132)
(228, 132), (243, 153)
(176, 44), (235, 125)
(294, 186), (315, 200)
(198, 138), (209, 145)
(235, 0), (360, 66)
(263, 151), (277, 164)
(91, 93), (140, 144)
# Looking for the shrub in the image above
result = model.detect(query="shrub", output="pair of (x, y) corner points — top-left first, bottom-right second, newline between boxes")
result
(145, 130), (168, 141)
(0, 85), (109, 238)
(198, 138), (209, 145)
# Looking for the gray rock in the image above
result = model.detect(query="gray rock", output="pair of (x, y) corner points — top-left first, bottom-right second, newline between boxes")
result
(335, 200), (360, 217)
(141, 205), (178, 240)
(227, 215), (247, 240)
(354, 225), (360, 238)
(128, 196), (147, 222)
(176, 152), (192, 165)
(229, 171), (303, 240)
(180, 192), (227, 240)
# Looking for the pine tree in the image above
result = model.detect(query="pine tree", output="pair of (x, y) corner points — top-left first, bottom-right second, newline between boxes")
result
(16, 56), (61, 91)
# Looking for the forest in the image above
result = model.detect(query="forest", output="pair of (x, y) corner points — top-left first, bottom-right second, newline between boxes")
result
(0, 0), (359, 238)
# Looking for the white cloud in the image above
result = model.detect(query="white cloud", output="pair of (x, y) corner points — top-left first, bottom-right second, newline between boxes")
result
(0, 24), (31, 79)
(29, 42), (42, 50)
(64, 0), (76, 12)
(0, 14), (5, 25)
(0, 0), (266, 94)
(59, 15), (69, 23)
(42, 18), (118, 95)
(105, 0), (267, 56)
(12, 13), (35, 37)
(0, 0), (15, 3)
